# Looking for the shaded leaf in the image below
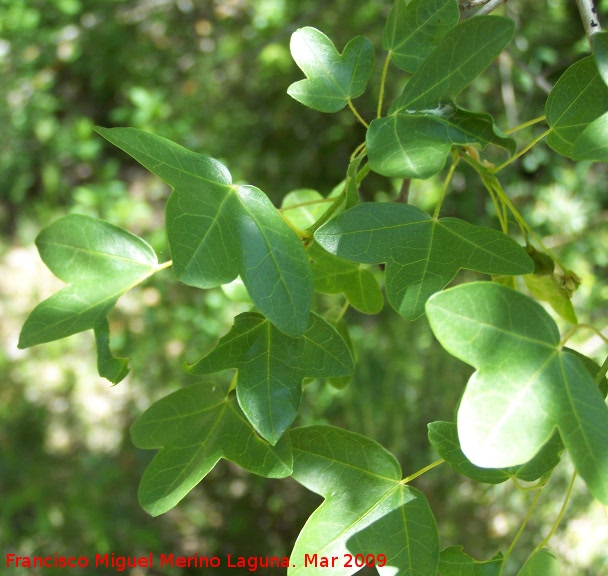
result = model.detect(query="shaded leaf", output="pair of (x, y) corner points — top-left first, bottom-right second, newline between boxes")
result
(383, 0), (459, 74)
(315, 203), (532, 319)
(96, 127), (312, 337)
(593, 30), (608, 87)
(287, 28), (374, 113)
(428, 421), (563, 484)
(186, 312), (354, 444)
(19, 214), (157, 350)
(438, 546), (503, 576)
(130, 381), (293, 516)
(546, 56), (608, 159)
(288, 425), (439, 576)
(426, 282), (608, 503)
(516, 548), (560, 576)
(309, 242), (383, 314)
(94, 319), (130, 384)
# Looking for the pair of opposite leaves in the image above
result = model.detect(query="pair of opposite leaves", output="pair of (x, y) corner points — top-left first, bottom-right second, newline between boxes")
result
(288, 0), (516, 178)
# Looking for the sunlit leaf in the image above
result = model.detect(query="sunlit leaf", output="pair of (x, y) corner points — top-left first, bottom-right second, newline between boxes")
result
(96, 127), (312, 337)
(315, 203), (532, 319)
(383, 0), (459, 74)
(281, 189), (333, 231)
(426, 282), (608, 503)
(572, 111), (608, 162)
(94, 318), (130, 384)
(524, 273), (578, 324)
(130, 381), (293, 516)
(516, 548), (560, 576)
(288, 425), (439, 576)
(185, 312), (354, 444)
(287, 27), (374, 113)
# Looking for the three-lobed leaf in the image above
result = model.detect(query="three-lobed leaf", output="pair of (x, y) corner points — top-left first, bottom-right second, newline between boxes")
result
(287, 27), (374, 113)
(96, 127), (312, 337)
(315, 203), (533, 319)
(426, 282), (608, 504)
(288, 425), (439, 576)
(130, 381), (293, 516)
(383, 0), (459, 74)
(185, 312), (354, 444)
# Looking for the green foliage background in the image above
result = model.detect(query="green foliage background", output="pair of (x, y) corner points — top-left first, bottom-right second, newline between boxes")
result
(1, 0), (608, 574)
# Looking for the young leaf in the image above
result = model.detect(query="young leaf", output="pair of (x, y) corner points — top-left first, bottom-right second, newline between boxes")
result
(383, 0), (459, 74)
(546, 56), (608, 159)
(426, 282), (608, 504)
(130, 381), (293, 516)
(309, 243), (383, 314)
(428, 421), (563, 485)
(288, 425), (439, 576)
(19, 214), (158, 349)
(281, 189), (333, 231)
(315, 203), (533, 319)
(185, 312), (354, 445)
(94, 319), (130, 384)
(524, 273), (578, 324)
(439, 546), (503, 576)
(95, 127), (312, 337)
(516, 548), (560, 576)
(287, 27), (374, 113)
(367, 107), (515, 179)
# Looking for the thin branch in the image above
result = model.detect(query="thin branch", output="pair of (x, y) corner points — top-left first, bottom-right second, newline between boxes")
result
(575, 0), (602, 48)
(461, 0), (508, 18)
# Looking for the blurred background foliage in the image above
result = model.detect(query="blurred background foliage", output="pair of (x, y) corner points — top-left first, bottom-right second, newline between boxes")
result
(1, 0), (607, 574)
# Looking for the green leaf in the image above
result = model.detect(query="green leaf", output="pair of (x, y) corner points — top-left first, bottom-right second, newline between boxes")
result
(367, 107), (515, 179)
(130, 381), (293, 516)
(344, 154), (363, 210)
(94, 319), (130, 384)
(288, 425), (439, 576)
(383, 0), (459, 74)
(185, 312), (354, 444)
(516, 549), (560, 576)
(309, 243), (383, 314)
(593, 31), (608, 87)
(428, 421), (563, 484)
(426, 282), (608, 504)
(572, 111), (608, 162)
(19, 214), (158, 349)
(287, 27), (374, 113)
(438, 546), (503, 576)
(315, 203), (532, 320)
(95, 127), (312, 336)
(524, 273), (578, 324)
(281, 189), (333, 231)
(390, 16), (514, 112)
(546, 56), (608, 159)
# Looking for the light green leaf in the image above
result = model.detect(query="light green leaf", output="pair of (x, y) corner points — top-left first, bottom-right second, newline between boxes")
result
(593, 31), (608, 87)
(185, 312), (354, 444)
(438, 546), (503, 576)
(309, 243), (383, 314)
(426, 282), (608, 504)
(315, 203), (532, 319)
(344, 154), (363, 210)
(390, 16), (514, 112)
(287, 28), (374, 113)
(95, 127), (312, 336)
(572, 111), (608, 162)
(367, 107), (515, 179)
(546, 56), (608, 158)
(130, 381), (293, 516)
(281, 189), (333, 231)
(428, 421), (563, 485)
(516, 548), (560, 576)
(383, 0), (459, 74)
(288, 425), (439, 576)
(18, 214), (157, 349)
(524, 273), (578, 324)
(94, 318), (130, 384)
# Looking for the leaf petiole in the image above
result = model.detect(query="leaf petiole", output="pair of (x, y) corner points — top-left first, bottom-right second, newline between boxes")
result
(377, 52), (392, 119)
(347, 98), (369, 128)
(504, 114), (547, 135)
(402, 458), (444, 484)
(492, 129), (551, 173)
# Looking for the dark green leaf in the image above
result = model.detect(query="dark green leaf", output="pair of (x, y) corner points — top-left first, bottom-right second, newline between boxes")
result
(95, 127), (312, 336)
(130, 381), (293, 516)
(94, 319), (130, 384)
(383, 0), (459, 74)
(546, 56), (608, 159)
(315, 203), (532, 319)
(287, 28), (374, 113)
(593, 31), (608, 87)
(516, 548), (560, 576)
(439, 546), (503, 576)
(288, 425), (439, 576)
(186, 312), (354, 444)
(19, 214), (158, 348)
(426, 282), (608, 504)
